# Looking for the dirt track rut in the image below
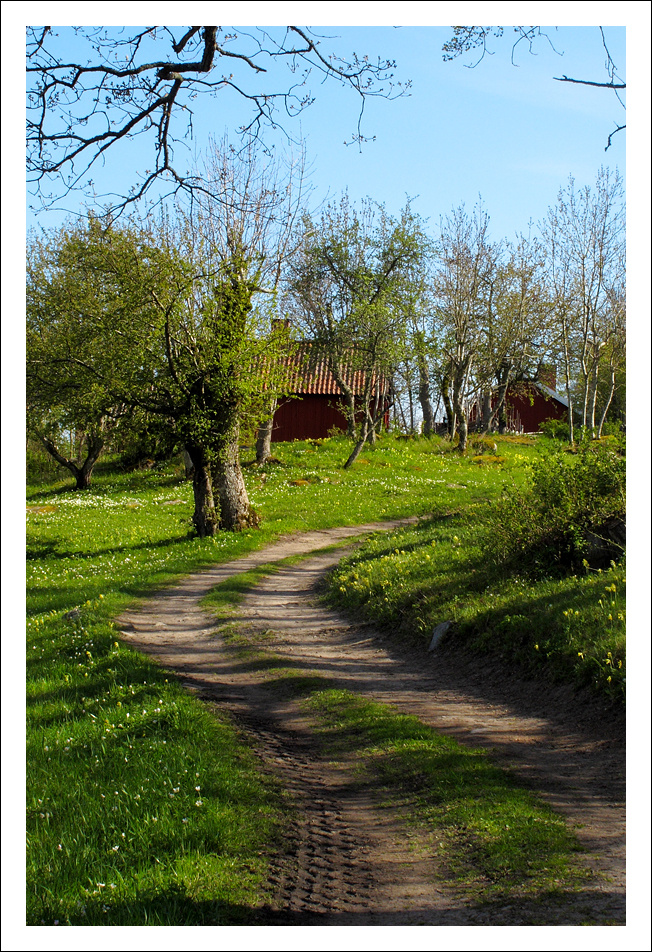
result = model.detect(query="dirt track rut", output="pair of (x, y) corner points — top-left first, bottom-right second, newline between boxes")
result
(118, 521), (626, 925)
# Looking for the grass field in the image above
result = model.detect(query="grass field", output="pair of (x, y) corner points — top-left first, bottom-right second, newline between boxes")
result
(24, 433), (625, 924)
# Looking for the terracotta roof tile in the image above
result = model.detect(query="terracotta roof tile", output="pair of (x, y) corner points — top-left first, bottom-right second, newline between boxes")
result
(263, 342), (389, 397)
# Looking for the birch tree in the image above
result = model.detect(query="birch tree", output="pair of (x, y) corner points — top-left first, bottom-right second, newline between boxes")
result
(432, 202), (501, 451)
(542, 169), (625, 439)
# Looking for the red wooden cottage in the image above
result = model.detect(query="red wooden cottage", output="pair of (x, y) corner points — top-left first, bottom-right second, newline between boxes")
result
(267, 343), (391, 442)
(468, 378), (569, 434)
(505, 381), (569, 432)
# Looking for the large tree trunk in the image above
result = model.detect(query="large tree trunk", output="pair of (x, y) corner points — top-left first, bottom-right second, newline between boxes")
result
(186, 444), (219, 538)
(452, 388), (468, 452)
(213, 423), (259, 531)
(41, 432), (105, 490)
(255, 402), (276, 464)
(452, 361), (470, 452)
(366, 388), (380, 445)
(441, 369), (456, 440)
(344, 425), (369, 469)
(417, 355), (434, 437)
(596, 369), (617, 438)
(480, 391), (493, 433)
(485, 361), (513, 435)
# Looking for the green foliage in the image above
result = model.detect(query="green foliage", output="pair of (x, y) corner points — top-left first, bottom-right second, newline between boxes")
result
(538, 418), (571, 441)
(485, 441), (625, 574)
(286, 195), (430, 459)
(27, 439), (64, 483)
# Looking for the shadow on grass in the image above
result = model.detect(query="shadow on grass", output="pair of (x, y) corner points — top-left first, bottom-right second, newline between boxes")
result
(30, 890), (264, 927)
(26, 472), (184, 502)
(27, 532), (195, 563)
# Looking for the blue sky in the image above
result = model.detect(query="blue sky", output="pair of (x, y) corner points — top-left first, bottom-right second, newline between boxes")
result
(22, 19), (628, 243)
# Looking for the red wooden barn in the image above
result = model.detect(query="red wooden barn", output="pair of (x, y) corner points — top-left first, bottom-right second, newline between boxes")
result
(268, 343), (390, 442)
(469, 379), (569, 433)
(506, 381), (569, 432)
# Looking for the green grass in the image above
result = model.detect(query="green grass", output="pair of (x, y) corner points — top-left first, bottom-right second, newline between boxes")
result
(327, 522), (625, 702)
(26, 603), (288, 925)
(27, 432), (618, 924)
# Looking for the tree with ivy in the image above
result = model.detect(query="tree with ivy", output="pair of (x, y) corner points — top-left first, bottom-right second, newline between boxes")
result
(27, 141), (303, 535)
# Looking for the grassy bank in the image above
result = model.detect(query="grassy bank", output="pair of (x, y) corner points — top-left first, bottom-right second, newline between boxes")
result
(325, 439), (626, 703)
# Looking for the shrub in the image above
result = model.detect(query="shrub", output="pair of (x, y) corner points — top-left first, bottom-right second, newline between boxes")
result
(538, 418), (571, 441)
(26, 440), (64, 483)
(484, 441), (625, 575)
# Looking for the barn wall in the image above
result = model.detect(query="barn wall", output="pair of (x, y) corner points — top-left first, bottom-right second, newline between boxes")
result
(271, 395), (349, 442)
(506, 387), (567, 432)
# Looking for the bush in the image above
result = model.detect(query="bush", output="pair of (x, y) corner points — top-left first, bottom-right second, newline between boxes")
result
(484, 442), (625, 575)
(468, 435), (498, 455)
(538, 418), (571, 441)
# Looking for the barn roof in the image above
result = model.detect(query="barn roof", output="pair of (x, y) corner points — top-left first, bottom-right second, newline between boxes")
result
(267, 341), (389, 397)
(536, 382), (569, 408)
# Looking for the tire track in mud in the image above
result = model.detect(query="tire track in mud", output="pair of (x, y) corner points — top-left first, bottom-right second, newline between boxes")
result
(118, 520), (626, 925)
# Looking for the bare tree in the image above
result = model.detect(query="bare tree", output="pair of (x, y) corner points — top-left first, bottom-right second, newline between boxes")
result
(433, 202), (502, 452)
(474, 233), (554, 435)
(541, 169), (626, 440)
(442, 25), (625, 149)
(27, 25), (407, 212)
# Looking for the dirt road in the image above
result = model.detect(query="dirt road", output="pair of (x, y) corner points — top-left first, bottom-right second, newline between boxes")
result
(118, 521), (626, 925)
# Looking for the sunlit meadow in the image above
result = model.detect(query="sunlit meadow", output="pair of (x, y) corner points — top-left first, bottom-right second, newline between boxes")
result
(26, 433), (624, 924)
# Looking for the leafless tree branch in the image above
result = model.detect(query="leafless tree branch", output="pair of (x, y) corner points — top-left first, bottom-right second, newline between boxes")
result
(26, 25), (407, 214)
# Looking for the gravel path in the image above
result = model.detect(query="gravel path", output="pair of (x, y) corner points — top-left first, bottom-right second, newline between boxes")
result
(117, 521), (625, 925)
